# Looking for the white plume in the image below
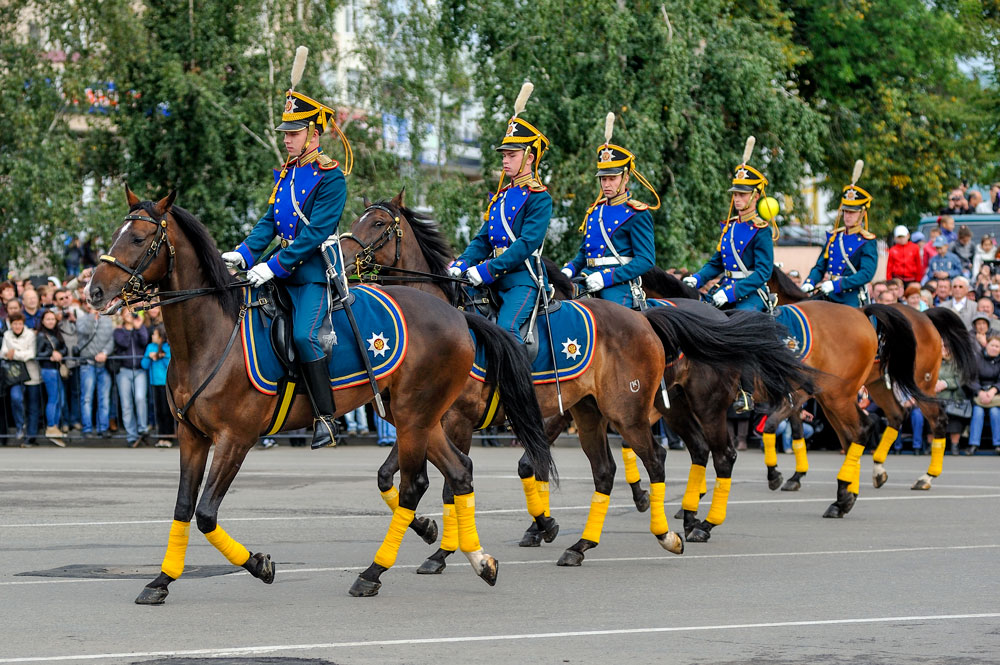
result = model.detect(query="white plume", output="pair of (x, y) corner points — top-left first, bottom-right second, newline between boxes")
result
(290, 46), (309, 89)
(512, 81), (534, 118)
(741, 136), (756, 164)
(604, 112), (615, 144)
(851, 159), (864, 185)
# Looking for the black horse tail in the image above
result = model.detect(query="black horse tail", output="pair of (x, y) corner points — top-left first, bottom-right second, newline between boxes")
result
(863, 304), (936, 405)
(463, 312), (557, 485)
(640, 266), (702, 300)
(542, 256), (574, 300)
(643, 303), (816, 404)
(925, 306), (979, 386)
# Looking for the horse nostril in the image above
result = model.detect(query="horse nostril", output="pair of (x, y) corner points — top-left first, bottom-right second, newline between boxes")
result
(90, 286), (103, 304)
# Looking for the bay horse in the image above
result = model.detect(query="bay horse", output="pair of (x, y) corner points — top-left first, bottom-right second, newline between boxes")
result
(768, 268), (977, 492)
(344, 192), (813, 564)
(641, 266), (931, 518)
(86, 188), (555, 601)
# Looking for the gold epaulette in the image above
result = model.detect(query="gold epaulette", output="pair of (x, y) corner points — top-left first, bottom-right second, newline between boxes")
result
(316, 154), (339, 170)
(753, 219), (770, 229)
(859, 229), (876, 240)
(527, 178), (547, 192)
(626, 199), (649, 211)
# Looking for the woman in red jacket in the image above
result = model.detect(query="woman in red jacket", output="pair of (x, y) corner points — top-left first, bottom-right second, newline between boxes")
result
(886, 225), (923, 284)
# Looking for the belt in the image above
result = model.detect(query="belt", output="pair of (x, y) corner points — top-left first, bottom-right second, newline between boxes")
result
(724, 270), (750, 278)
(280, 238), (292, 248)
(492, 247), (507, 258)
(586, 256), (631, 268)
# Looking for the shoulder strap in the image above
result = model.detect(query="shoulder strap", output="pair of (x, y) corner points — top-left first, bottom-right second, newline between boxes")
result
(837, 233), (858, 275)
(597, 206), (627, 267)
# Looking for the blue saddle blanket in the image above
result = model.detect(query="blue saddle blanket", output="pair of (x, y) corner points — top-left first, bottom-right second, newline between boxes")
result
(471, 300), (596, 384)
(772, 304), (813, 361)
(241, 284), (407, 395)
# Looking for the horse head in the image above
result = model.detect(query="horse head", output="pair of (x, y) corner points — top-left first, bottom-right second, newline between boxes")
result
(341, 188), (409, 276)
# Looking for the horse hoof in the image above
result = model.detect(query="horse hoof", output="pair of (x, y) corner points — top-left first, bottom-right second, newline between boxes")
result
(415, 518), (439, 545)
(534, 515), (559, 544)
(416, 558), (446, 575)
(541, 523), (559, 544)
(674, 507), (685, 520)
(840, 493), (857, 515)
(780, 479), (800, 492)
(911, 478), (932, 491)
(519, 531), (543, 547)
(134, 586), (168, 605)
(556, 549), (585, 567)
(686, 527), (711, 543)
(477, 556), (499, 587)
(873, 471), (888, 489)
(633, 490), (650, 513)
(822, 503), (843, 519)
(348, 576), (382, 597)
(244, 552), (275, 584)
(768, 471), (784, 491)
(657, 531), (684, 554)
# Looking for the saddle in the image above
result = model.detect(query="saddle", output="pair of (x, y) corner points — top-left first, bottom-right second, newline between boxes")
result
(462, 285), (561, 365)
(257, 281), (354, 375)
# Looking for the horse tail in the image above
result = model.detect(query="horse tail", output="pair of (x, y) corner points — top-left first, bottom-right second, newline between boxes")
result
(925, 306), (979, 386)
(541, 256), (574, 300)
(463, 313), (557, 485)
(863, 304), (936, 405)
(643, 304), (816, 403)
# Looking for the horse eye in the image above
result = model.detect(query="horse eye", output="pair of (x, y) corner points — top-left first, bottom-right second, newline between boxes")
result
(374, 219), (384, 227)
(130, 235), (144, 246)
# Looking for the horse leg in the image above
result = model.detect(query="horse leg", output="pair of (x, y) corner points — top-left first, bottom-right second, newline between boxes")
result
(377, 440), (438, 546)
(762, 398), (796, 491)
(781, 411), (809, 492)
(689, 418), (738, 543)
(913, 403), (948, 491)
(662, 392), (711, 535)
(622, 445), (650, 512)
(518, 449), (559, 547)
(620, 419), (684, 555)
(416, 480), (458, 575)
(823, 406), (875, 519)
(557, 404), (615, 567)
(135, 423), (210, 605)
(865, 381), (904, 490)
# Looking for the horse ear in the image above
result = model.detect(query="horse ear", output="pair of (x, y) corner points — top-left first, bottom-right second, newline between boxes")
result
(363, 195), (372, 209)
(124, 184), (141, 208)
(154, 190), (177, 216)
(392, 187), (406, 209)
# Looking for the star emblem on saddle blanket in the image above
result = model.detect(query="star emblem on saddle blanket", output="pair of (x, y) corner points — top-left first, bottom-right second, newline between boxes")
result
(367, 332), (391, 358)
(561, 338), (582, 361)
(600, 148), (615, 163)
(783, 336), (799, 353)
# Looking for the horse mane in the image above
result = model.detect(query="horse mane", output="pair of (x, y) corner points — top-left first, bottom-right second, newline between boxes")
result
(133, 201), (240, 319)
(542, 257), (574, 299)
(771, 266), (809, 302)
(387, 201), (457, 302)
(641, 265), (701, 300)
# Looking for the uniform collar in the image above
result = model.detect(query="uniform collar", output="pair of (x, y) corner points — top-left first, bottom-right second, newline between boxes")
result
(608, 191), (629, 206)
(512, 172), (533, 188)
(296, 148), (323, 167)
(737, 210), (759, 224)
(844, 225), (862, 235)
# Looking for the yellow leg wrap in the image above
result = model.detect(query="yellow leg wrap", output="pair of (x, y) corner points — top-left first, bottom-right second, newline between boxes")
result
(682, 464), (707, 512)
(763, 432), (777, 467)
(792, 438), (809, 473)
(380, 486), (399, 513)
(440, 503), (458, 552)
(521, 476), (544, 517)
(872, 426), (899, 464)
(699, 472), (707, 495)
(622, 447), (641, 484)
(454, 492), (482, 553)
(373, 507), (415, 568)
(927, 437), (946, 477)
(536, 480), (551, 518)
(649, 482), (669, 535)
(837, 443), (865, 490)
(848, 460), (861, 495)
(705, 477), (733, 525)
(581, 492), (611, 543)
(204, 525), (251, 567)
(160, 520), (190, 579)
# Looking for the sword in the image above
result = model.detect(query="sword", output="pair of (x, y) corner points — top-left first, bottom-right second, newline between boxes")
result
(535, 253), (564, 415)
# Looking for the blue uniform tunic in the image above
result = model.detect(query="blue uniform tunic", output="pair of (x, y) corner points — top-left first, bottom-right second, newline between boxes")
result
(564, 194), (655, 309)
(806, 228), (878, 307)
(235, 151), (347, 362)
(454, 175), (552, 341)
(692, 216), (774, 311)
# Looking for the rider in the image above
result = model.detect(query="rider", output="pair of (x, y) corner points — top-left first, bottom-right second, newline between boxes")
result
(561, 112), (658, 309)
(447, 82), (552, 343)
(800, 160), (877, 307)
(222, 48), (353, 449)
(683, 136), (776, 412)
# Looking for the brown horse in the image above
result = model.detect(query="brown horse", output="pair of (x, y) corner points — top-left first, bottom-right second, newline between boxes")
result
(768, 268), (977, 492)
(344, 193), (813, 563)
(86, 188), (555, 601)
(640, 266), (931, 518)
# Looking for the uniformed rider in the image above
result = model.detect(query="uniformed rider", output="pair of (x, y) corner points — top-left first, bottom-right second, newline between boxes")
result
(447, 82), (552, 343)
(800, 160), (877, 307)
(222, 47), (353, 449)
(561, 112), (658, 309)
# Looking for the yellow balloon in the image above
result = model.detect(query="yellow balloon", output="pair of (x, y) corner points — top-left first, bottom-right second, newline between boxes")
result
(758, 196), (780, 221)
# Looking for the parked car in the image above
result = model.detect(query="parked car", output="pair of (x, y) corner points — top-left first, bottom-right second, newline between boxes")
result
(917, 214), (1000, 242)
(776, 224), (832, 246)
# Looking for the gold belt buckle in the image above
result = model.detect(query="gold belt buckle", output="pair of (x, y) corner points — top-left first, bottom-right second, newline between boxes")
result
(493, 247), (506, 258)
(280, 239), (290, 248)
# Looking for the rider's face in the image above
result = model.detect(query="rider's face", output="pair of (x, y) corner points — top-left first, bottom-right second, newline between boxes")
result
(283, 128), (314, 156)
(501, 149), (531, 178)
(843, 209), (863, 227)
(600, 174), (625, 199)
(732, 191), (755, 211)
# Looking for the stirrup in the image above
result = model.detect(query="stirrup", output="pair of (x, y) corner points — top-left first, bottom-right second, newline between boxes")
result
(311, 416), (339, 450)
(734, 390), (754, 414)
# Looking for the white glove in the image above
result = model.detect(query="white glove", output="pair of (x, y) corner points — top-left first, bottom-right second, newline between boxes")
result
(682, 276), (697, 288)
(465, 266), (484, 287)
(447, 265), (463, 278)
(247, 263), (276, 287)
(560, 268), (574, 279)
(800, 281), (815, 293)
(819, 280), (835, 294)
(712, 290), (729, 307)
(584, 271), (606, 293)
(222, 251), (245, 270)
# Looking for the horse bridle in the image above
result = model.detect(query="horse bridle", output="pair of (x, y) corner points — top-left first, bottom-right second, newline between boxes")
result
(340, 203), (403, 275)
(99, 210), (176, 309)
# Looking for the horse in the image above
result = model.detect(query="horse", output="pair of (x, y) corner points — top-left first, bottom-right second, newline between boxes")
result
(640, 266), (931, 518)
(86, 187), (555, 601)
(768, 268), (977, 492)
(343, 192), (814, 562)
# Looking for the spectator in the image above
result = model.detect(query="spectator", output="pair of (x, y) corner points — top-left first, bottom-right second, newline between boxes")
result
(920, 288), (935, 310)
(885, 226), (923, 284)
(869, 281), (888, 303)
(141, 306), (164, 331)
(35, 310), (68, 444)
(941, 192), (967, 217)
(924, 236), (963, 283)
(938, 214), (958, 245)
(21, 289), (43, 330)
(76, 301), (115, 437)
(886, 278), (904, 302)
(774, 408), (815, 454)
(973, 314), (992, 349)
(967, 190), (987, 214)
(38, 285), (55, 309)
(973, 264), (993, 300)
(988, 183), (1000, 213)
(972, 234), (997, 279)
(64, 237), (82, 277)
(343, 406), (369, 436)
(5, 299), (22, 320)
(375, 413), (396, 447)
(975, 298), (1000, 331)
(932, 278), (952, 306)
(876, 289), (897, 305)
(953, 226), (975, 275)
(967, 332), (1000, 455)
(904, 284), (927, 311)
(142, 325), (174, 448)
(1, 313), (41, 446)
(113, 310), (150, 447)
(942, 276), (977, 329)
(787, 270), (802, 286)
(922, 228), (941, 274)
(0, 281), (15, 307)
(54, 288), (81, 431)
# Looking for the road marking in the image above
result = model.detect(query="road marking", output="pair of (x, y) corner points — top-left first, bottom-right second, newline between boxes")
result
(1, 612), (998, 662)
(3, 543), (997, 586)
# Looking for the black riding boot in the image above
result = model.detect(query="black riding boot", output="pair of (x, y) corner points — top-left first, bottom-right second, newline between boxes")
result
(733, 373), (755, 414)
(302, 358), (339, 449)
